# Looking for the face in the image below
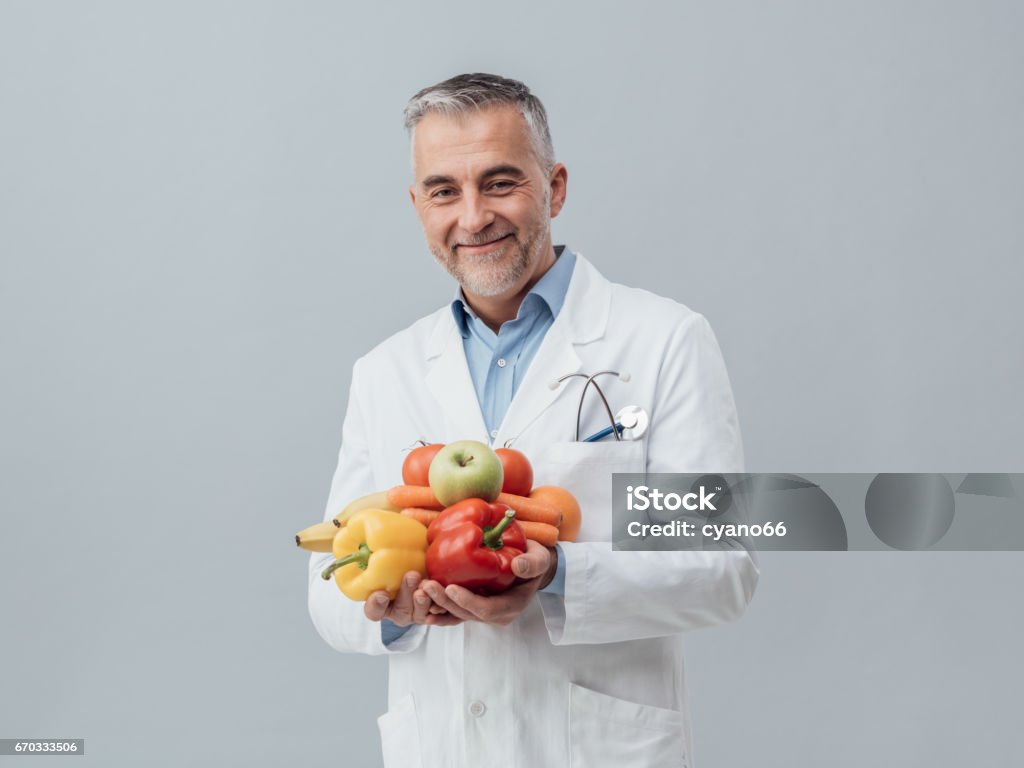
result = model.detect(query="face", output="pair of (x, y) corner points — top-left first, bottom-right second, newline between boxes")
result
(409, 104), (566, 298)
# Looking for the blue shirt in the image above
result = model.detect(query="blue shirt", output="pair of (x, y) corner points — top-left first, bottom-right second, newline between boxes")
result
(382, 245), (573, 646)
(453, 244), (576, 438)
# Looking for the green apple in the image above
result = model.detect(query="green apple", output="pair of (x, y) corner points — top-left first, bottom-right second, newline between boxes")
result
(428, 440), (504, 506)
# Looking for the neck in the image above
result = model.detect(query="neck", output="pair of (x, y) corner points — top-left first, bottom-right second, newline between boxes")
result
(462, 242), (558, 333)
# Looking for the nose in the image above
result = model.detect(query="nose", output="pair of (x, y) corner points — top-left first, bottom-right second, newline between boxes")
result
(457, 189), (495, 236)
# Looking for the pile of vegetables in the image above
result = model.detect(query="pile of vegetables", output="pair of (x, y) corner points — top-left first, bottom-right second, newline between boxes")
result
(296, 440), (580, 600)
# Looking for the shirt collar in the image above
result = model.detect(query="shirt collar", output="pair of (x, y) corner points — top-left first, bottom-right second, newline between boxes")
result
(450, 244), (576, 338)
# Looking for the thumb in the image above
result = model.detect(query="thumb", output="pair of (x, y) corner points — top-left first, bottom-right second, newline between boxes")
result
(512, 548), (546, 579)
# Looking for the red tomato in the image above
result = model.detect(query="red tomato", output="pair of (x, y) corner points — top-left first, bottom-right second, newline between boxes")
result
(495, 448), (534, 496)
(402, 442), (444, 486)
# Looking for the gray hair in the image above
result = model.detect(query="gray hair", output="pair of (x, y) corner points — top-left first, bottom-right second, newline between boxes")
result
(403, 73), (556, 173)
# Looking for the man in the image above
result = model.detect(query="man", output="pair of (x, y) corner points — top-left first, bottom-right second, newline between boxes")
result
(308, 73), (759, 768)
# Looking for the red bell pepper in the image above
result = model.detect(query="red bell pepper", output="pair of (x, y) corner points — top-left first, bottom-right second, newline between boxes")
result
(426, 498), (527, 595)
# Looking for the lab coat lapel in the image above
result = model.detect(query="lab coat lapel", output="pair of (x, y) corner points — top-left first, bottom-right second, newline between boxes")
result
(423, 312), (490, 443)
(496, 321), (581, 444)
(497, 253), (611, 444)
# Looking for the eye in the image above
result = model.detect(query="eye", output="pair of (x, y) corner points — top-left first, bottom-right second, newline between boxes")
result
(431, 188), (456, 199)
(490, 180), (515, 191)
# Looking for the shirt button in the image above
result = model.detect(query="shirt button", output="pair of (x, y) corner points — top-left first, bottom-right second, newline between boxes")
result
(490, 429), (499, 439)
(496, 358), (507, 368)
(468, 700), (486, 717)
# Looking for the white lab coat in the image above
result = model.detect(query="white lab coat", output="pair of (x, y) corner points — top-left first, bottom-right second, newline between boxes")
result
(308, 253), (759, 768)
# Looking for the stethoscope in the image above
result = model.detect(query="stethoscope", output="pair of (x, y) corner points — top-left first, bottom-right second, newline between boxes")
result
(549, 370), (650, 442)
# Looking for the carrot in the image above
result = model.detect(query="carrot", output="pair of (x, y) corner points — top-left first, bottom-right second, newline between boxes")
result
(401, 507), (440, 527)
(495, 492), (562, 527)
(387, 485), (444, 510)
(403, 506), (558, 547)
(516, 519), (560, 548)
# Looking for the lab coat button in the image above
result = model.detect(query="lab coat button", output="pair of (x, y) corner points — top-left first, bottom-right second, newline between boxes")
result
(490, 429), (499, 438)
(468, 700), (486, 717)
(496, 358), (507, 368)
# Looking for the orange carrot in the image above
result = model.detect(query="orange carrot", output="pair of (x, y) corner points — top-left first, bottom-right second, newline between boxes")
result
(402, 507), (558, 547)
(516, 519), (560, 548)
(387, 485), (444, 510)
(400, 507), (440, 527)
(495, 492), (562, 527)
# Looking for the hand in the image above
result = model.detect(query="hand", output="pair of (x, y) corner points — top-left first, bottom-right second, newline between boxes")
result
(363, 571), (463, 628)
(420, 540), (558, 627)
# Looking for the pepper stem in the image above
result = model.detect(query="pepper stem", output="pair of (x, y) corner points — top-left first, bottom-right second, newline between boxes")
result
(321, 543), (372, 580)
(483, 509), (516, 549)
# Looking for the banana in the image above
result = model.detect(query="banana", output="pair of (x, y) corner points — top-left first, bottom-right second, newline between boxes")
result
(332, 490), (402, 527)
(295, 520), (341, 552)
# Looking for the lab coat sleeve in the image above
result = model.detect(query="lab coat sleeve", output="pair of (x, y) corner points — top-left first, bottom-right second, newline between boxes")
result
(538, 313), (760, 645)
(307, 358), (427, 656)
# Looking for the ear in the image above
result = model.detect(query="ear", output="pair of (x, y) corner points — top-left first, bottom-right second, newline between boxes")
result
(548, 163), (568, 218)
(408, 185), (417, 207)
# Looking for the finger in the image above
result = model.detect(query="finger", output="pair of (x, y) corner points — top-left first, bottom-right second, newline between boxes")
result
(425, 612), (464, 626)
(412, 588), (433, 624)
(428, 605), (448, 614)
(448, 580), (541, 627)
(387, 571), (422, 625)
(443, 583), (496, 619)
(511, 540), (552, 580)
(422, 580), (477, 622)
(363, 591), (391, 622)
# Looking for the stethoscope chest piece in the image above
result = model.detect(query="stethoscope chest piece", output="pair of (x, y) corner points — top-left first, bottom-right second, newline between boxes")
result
(616, 405), (649, 441)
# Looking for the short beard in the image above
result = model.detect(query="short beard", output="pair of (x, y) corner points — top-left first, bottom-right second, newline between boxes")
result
(430, 211), (550, 298)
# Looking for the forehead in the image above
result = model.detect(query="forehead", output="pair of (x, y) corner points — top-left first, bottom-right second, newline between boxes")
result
(412, 104), (537, 179)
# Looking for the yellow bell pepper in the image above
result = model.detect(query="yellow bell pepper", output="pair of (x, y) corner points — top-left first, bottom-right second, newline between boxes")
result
(321, 509), (427, 601)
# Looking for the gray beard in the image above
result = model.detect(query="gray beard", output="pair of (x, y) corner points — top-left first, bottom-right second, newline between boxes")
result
(431, 222), (548, 298)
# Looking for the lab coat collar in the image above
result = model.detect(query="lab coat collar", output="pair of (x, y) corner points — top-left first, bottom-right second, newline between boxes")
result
(426, 251), (609, 358)
(557, 250), (610, 346)
(424, 251), (611, 443)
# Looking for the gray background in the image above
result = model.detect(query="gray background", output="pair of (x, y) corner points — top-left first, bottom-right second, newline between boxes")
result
(1, 1), (1021, 766)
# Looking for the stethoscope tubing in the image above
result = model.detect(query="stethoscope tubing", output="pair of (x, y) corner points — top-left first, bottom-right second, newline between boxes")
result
(557, 370), (618, 442)
(552, 370), (622, 442)
(582, 422), (625, 442)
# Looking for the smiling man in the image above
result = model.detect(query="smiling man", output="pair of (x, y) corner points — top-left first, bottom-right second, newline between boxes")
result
(412, 91), (566, 331)
(308, 73), (759, 768)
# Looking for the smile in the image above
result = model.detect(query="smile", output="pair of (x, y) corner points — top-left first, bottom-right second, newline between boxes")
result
(457, 234), (513, 254)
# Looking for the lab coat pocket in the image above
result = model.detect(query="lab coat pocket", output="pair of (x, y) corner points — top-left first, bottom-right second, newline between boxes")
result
(376, 692), (424, 768)
(539, 441), (645, 541)
(569, 682), (688, 768)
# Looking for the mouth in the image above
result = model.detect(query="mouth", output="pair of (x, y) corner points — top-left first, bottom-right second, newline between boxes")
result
(456, 234), (513, 255)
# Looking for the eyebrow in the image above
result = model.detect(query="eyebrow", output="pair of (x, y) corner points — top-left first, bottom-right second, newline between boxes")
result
(421, 164), (528, 190)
